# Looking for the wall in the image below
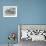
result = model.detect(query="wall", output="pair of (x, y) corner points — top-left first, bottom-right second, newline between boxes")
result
(0, 0), (46, 44)
(0, 0), (18, 44)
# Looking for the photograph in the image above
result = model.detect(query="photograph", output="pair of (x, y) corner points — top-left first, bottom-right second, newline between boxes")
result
(3, 6), (17, 17)
(18, 24), (46, 46)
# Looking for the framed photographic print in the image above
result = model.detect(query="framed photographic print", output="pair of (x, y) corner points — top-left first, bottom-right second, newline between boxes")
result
(18, 24), (46, 46)
(18, 24), (46, 42)
(3, 6), (17, 17)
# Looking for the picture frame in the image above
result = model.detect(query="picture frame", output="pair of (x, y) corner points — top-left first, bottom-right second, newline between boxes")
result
(18, 24), (46, 42)
(3, 6), (17, 17)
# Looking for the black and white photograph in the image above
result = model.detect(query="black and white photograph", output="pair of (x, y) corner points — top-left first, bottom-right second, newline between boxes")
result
(18, 25), (46, 46)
